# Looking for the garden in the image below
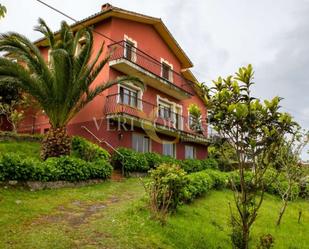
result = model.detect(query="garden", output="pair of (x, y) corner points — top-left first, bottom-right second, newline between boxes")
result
(0, 14), (308, 249)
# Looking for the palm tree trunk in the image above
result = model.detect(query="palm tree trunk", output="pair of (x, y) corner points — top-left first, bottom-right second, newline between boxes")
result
(41, 126), (71, 160)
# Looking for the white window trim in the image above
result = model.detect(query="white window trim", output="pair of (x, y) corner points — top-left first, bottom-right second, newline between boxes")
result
(160, 58), (173, 82)
(124, 35), (137, 62)
(156, 95), (183, 130)
(117, 82), (143, 110)
(185, 145), (196, 159)
(163, 140), (176, 158)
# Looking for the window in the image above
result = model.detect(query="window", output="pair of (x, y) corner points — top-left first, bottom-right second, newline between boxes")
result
(161, 62), (171, 80)
(163, 141), (176, 157)
(185, 145), (196, 159)
(189, 113), (202, 132)
(158, 101), (172, 119)
(124, 40), (136, 62)
(132, 133), (150, 153)
(119, 86), (138, 107)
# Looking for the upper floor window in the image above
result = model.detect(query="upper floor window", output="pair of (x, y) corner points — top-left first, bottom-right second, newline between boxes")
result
(119, 86), (138, 108)
(158, 100), (172, 119)
(161, 59), (173, 82)
(124, 35), (137, 62)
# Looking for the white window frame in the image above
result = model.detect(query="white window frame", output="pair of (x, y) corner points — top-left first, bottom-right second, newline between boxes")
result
(157, 95), (183, 130)
(117, 82), (143, 110)
(160, 58), (173, 82)
(162, 141), (176, 158)
(124, 35), (137, 62)
(132, 133), (151, 153)
(185, 145), (196, 159)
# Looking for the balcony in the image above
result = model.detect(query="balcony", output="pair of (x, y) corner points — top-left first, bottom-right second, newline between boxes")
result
(108, 41), (195, 100)
(104, 93), (208, 144)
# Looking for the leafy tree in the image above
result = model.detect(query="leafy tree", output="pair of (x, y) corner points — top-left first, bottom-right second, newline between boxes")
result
(0, 4), (6, 19)
(274, 129), (308, 226)
(201, 65), (296, 249)
(0, 19), (142, 159)
(188, 103), (202, 132)
(0, 81), (20, 104)
(0, 100), (24, 132)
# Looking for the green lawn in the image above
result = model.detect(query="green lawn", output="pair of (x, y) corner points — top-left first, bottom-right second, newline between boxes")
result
(0, 178), (308, 249)
(0, 141), (40, 158)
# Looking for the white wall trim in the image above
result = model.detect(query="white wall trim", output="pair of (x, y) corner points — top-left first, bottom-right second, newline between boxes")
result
(124, 34), (137, 62)
(160, 58), (173, 82)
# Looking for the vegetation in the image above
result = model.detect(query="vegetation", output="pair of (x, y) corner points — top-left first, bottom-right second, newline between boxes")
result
(0, 138), (112, 182)
(144, 164), (187, 224)
(201, 64), (296, 249)
(71, 136), (110, 162)
(0, 179), (307, 249)
(0, 3), (6, 19)
(0, 153), (112, 182)
(111, 147), (218, 174)
(0, 19), (141, 159)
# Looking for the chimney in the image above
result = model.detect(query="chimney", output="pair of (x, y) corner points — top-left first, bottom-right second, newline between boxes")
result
(101, 3), (112, 11)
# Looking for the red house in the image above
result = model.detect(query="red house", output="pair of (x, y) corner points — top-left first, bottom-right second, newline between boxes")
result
(18, 3), (209, 160)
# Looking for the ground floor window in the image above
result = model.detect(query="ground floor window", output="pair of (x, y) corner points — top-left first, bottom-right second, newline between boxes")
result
(163, 141), (176, 157)
(132, 133), (150, 153)
(185, 145), (196, 159)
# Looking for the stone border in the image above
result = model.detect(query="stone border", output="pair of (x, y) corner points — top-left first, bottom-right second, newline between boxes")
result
(0, 179), (105, 191)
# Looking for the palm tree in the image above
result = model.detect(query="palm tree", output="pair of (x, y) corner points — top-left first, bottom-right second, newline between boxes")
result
(0, 19), (142, 159)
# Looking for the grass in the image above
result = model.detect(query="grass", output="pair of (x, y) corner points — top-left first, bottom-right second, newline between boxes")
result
(0, 178), (308, 249)
(0, 141), (40, 158)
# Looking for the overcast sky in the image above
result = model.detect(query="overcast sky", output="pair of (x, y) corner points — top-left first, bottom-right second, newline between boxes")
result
(1, 0), (309, 158)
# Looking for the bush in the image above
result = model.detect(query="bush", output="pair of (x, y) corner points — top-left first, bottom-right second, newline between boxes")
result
(0, 153), (112, 182)
(144, 152), (163, 169)
(0, 153), (40, 181)
(71, 136), (110, 162)
(111, 147), (149, 174)
(147, 163), (187, 213)
(204, 169), (228, 189)
(182, 170), (214, 202)
(200, 158), (219, 170)
(180, 159), (203, 173)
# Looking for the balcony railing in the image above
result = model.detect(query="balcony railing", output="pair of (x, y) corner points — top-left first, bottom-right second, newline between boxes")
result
(104, 93), (207, 137)
(108, 41), (195, 96)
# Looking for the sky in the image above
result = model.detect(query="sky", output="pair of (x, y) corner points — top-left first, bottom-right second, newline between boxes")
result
(1, 0), (309, 158)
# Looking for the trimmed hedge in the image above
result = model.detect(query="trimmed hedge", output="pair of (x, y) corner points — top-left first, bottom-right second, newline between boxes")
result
(71, 136), (110, 162)
(181, 169), (228, 202)
(0, 131), (43, 142)
(111, 147), (149, 174)
(0, 153), (112, 182)
(111, 147), (219, 174)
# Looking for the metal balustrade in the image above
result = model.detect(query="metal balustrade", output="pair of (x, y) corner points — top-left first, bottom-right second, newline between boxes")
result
(108, 40), (195, 96)
(104, 93), (207, 137)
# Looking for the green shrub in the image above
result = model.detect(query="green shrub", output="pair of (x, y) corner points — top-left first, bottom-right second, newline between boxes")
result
(200, 158), (219, 170)
(180, 159), (203, 173)
(0, 153), (40, 181)
(204, 169), (228, 189)
(111, 147), (149, 173)
(0, 153), (112, 182)
(144, 152), (163, 169)
(71, 136), (110, 162)
(147, 163), (187, 211)
(182, 170), (214, 202)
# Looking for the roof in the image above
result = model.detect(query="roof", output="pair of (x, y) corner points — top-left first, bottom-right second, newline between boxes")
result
(35, 3), (193, 69)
